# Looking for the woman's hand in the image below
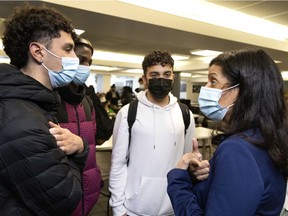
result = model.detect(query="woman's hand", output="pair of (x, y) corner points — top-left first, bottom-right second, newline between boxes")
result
(176, 138), (210, 181)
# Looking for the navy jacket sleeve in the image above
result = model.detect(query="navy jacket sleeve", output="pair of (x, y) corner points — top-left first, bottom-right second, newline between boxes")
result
(167, 169), (204, 216)
(167, 138), (266, 216)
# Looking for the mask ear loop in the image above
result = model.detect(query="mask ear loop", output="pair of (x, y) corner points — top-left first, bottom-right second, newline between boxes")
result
(227, 103), (235, 109)
(41, 46), (61, 59)
(223, 84), (240, 109)
(222, 83), (240, 92)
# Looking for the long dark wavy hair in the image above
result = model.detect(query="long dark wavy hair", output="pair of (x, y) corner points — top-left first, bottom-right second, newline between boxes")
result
(2, 4), (77, 69)
(212, 48), (288, 176)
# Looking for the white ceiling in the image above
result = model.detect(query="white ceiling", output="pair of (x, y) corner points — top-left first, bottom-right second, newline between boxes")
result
(1, 0), (288, 80)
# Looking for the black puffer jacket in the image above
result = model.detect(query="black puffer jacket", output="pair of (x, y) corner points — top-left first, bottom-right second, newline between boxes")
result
(0, 64), (89, 216)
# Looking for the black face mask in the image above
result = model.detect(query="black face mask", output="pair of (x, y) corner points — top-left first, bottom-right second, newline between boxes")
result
(147, 78), (173, 99)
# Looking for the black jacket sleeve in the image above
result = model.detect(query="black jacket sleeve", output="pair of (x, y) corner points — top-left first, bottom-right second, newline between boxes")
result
(0, 107), (88, 216)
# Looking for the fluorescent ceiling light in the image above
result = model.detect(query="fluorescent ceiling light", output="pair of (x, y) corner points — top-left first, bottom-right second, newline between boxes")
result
(90, 65), (121, 71)
(75, 29), (85, 35)
(124, 69), (143, 74)
(92, 51), (143, 63)
(172, 54), (190, 61)
(0, 39), (3, 50)
(180, 72), (191, 77)
(0, 56), (10, 64)
(119, 0), (288, 41)
(191, 74), (207, 78)
(281, 71), (288, 81)
(190, 49), (222, 57)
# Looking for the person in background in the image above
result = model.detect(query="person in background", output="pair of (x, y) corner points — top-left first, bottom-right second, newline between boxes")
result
(106, 83), (120, 106)
(167, 48), (288, 215)
(102, 99), (116, 118)
(135, 77), (145, 93)
(55, 37), (103, 216)
(85, 84), (114, 145)
(0, 4), (88, 215)
(99, 92), (107, 103)
(120, 85), (136, 106)
(109, 50), (209, 216)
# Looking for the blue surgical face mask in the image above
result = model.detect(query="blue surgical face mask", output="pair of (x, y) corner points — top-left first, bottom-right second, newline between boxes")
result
(41, 46), (79, 88)
(198, 84), (239, 121)
(73, 65), (91, 85)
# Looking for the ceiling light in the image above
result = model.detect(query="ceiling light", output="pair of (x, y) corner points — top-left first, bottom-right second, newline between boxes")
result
(180, 72), (191, 77)
(281, 71), (288, 81)
(75, 29), (85, 35)
(92, 51), (143, 63)
(90, 65), (121, 71)
(119, 0), (288, 41)
(172, 54), (190, 61)
(0, 39), (3, 50)
(190, 49), (222, 57)
(124, 69), (143, 74)
(0, 56), (9, 64)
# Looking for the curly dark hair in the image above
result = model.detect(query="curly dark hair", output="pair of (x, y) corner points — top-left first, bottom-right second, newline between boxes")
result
(2, 4), (77, 69)
(142, 50), (174, 74)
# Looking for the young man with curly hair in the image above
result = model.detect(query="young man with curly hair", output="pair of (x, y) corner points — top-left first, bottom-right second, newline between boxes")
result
(109, 50), (209, 216)
(0, 4), (89, 215)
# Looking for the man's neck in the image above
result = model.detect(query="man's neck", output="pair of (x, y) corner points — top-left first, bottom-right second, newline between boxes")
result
(21, 64), (52, 90)
(146, 91), (169, 107)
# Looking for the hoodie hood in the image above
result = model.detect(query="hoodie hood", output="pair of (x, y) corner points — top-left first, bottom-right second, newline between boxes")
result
(136, 90), (178, 108)
(0, 63), (60, 112)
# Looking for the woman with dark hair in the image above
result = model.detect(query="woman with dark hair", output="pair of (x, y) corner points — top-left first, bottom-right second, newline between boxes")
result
(167, 48), (288, 215)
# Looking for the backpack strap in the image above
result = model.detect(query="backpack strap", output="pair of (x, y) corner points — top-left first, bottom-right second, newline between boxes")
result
(128, 100), (139, 137)
(127, 99), (138, 166)
(178, 102), (190, 135)
(82, 96), (94, 121)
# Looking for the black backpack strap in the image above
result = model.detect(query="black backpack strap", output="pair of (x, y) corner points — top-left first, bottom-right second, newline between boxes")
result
(178, 102), (190, 135)
(83, 96), (93, 121)
(127, 99), (138, 165)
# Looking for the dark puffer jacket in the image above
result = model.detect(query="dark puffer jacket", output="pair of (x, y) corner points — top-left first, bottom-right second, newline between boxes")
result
(56, 85), (103, 216)
(0, 64), (89, 216)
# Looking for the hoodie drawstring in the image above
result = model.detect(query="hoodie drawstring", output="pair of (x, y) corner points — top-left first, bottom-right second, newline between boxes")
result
(169, 106), (177, 147)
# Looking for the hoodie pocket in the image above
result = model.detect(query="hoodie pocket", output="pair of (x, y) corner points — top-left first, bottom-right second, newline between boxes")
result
(125, 176), (174, 216)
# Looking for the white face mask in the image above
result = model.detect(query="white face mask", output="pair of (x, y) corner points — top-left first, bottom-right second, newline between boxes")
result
(198, 84), (239, 121)
(41, 46), (79, 88)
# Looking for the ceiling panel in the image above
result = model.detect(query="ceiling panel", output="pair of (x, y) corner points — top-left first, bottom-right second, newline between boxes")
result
(211, 1), (288, 25)
(0, 0), (288, 77)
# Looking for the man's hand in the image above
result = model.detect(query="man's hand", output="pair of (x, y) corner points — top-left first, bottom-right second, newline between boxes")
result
(176, 138), (210, 181)
(49, 121), (84, 155)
